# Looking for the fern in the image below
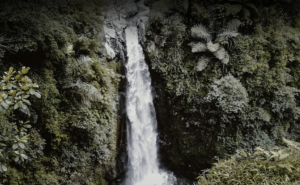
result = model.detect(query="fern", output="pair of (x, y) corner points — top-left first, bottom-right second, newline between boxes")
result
(221, 51), (230, 64)
(66, 55), (95, 80)
(214, 47), (226, 60)
(217, 30), (239, 40)
(189, 42), (207, 53)
(64, 79), (103, 107)
(191, 24), (211, 41)
(196, 56), (210, 72)
(207, 41), (220, 52)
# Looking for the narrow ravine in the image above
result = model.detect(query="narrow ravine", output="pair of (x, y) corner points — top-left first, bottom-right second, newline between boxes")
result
(124, 27), (176, 185)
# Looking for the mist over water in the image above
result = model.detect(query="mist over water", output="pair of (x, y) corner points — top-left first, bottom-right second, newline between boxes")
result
(124, 27), (176, 185)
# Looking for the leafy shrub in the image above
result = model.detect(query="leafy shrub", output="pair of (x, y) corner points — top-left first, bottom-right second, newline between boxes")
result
(0, 67), (40, 175)
(205, 74), (248, 114)
(0, 67), (40, 116)
(197, 138), (300, 185)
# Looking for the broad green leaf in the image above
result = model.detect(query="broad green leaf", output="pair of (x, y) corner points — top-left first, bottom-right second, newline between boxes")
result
(34, 92), (41, 98)
(20, 154), (28, 159)
(29, 88), (35, 95)
(12, 144), (18, 150)
(14, 156), (19, 162)
(23, 95), (30, 99)
(16, 91), (24, 96)
(1, 101), (9, 109)
(21, 67), (30, 74)
(18, 143), (25, 149)
(13, 103), (18, 110)
(1, 165), (7, 172)
(8, 67), (14, 75)
(0, 105), (5, 113)
(279, 153), (290, 160)
(24, 124), (31, 128)
(0, 143), (6, 147)
(18, 101), (23, 108)
(22, 99), (31, 105)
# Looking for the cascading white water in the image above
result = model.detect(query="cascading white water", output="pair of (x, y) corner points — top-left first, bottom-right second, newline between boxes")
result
(124, 27), (175, 185)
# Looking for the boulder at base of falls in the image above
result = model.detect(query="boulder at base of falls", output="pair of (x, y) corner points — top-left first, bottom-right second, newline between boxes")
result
(123, 0), (138, 17)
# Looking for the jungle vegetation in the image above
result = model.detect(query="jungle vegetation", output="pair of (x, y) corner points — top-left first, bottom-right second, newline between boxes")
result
(0, 0), (122, 184)
(145, 0), (300, 181)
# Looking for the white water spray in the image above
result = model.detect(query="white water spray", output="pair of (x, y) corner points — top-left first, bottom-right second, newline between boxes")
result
(124, 27), (175, 185)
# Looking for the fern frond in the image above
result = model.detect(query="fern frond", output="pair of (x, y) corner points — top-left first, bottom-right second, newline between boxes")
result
(214, 47), (226, 60)
(217, 30), (239, 40)
(207, 41), (220, 52)
(221, 51), (229, 64)
(196, 56), (210, 72)
(191, 24), (211, 41)
(189, 42), (207, 53)
(64, 79), (103, 107)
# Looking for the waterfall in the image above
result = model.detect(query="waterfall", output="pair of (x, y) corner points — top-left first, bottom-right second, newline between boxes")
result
(124, 27), (175, 185)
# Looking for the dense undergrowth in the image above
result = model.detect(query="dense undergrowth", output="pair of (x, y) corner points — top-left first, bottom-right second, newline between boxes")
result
(197, 138), (300, 184)
(0, 0), (122, 184)
(145, 0), (300, 179)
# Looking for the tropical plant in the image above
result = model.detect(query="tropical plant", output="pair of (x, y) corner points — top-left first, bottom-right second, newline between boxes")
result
(197, 138), (300, 185)
(0, 67), (40, 174)
(189, 19), (241, 71)
(0, 67), (40, 116)
(205, 74), (248, 114)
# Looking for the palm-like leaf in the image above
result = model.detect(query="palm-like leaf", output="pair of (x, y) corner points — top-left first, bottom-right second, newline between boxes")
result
(214, 47), (226, 60)
(221, 51), (230, 64)
(191, 24), (211, 41)
(64, 80), (102, 107)
(217, 30), (239, 40)
(207, 41), (220, 52)
(197, 56), (210, 71)
(189, 42), (207, 53)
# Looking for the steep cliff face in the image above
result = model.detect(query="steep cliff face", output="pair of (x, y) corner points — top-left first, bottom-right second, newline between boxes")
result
(0, 1), (122, 184)
(144, 0), (300, 179)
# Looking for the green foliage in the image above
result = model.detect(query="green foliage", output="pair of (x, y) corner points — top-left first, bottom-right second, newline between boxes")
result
(0, 66), (41, 182)
(0, 0), (121, 184)
(197, 138), (300, 184)
(145, 0), (300, 178)
(0, 67), (40, 116)
(205, 74), (248, 114)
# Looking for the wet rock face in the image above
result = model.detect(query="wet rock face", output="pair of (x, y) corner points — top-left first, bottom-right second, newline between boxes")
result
(123, 0), (139, 17)
(102, 0), (150, 62)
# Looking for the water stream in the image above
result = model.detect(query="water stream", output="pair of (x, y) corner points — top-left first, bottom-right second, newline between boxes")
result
(124, 27), (175, 185)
